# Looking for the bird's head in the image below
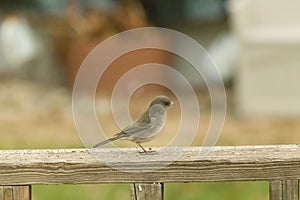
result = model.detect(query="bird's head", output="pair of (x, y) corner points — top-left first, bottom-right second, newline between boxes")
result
(150, 96), (173, 109)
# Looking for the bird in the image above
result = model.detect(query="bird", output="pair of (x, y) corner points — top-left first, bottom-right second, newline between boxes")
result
(93, 95), (173, 153)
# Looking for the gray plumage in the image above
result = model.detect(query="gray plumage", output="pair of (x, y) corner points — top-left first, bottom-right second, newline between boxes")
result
(93, 96), (173, 153)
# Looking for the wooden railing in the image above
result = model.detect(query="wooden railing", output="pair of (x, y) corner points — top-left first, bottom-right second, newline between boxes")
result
(0, 145), (300, 200)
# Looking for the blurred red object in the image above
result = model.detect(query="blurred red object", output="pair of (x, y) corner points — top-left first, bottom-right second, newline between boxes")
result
(65, 37), (170, 96)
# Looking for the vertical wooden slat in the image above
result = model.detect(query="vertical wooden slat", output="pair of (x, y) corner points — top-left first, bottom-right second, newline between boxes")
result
(283, 180), (298, 200)
(270, 180), (299, 200)
(130, 183), (163, 200)
(270, 181), (283, 200)
(12, 186), (31, 200)
(0, 186), (31, 200)
(0, 187), (13, 200)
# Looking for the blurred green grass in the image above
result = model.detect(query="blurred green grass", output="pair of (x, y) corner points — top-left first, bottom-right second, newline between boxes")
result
(33, 184), (130, 200)
(33, 182), (268, 200)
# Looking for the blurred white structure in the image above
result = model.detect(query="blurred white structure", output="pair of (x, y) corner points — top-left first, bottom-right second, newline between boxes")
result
(0, 15), (63, 84)
(202, 31), (238, 83)
(0, 16), (39, 70)
(228, 0), (300, 116)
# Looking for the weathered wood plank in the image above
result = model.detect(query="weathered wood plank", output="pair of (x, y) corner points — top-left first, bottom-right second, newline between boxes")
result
(0, 187), (13, 200)
(1, 145), (300, 185)
(283, 180), (299, 200)
(13, 186), (31, 200)
(0, 186), (30, 200)
(270, 180), (299, 200)
(270, 181), (283, 200)
(130, 183), (163, 200)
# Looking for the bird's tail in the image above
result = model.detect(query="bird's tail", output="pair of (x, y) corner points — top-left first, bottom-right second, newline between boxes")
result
(93, 133), (125, 148)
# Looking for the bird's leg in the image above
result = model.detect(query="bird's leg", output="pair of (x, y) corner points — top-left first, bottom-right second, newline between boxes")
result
(137, 143), (148, 154)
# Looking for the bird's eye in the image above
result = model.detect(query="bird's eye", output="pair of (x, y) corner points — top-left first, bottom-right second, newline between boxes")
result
(165, 101), (170, 106)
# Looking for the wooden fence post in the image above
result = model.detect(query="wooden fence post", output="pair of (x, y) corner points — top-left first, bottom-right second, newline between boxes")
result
(270, 180), (299, 200)
(130, 183), (163, 200)
(0, 186), (31, 200)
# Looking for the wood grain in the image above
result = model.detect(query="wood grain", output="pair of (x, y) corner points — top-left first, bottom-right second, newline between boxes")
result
(282, 180), (299, 200)
(130, 183), (163, 200)
(0, 186), (30, 200)
(270, 181), (283, 200)
(12, 186), (31, 200)
(0, 187), (12, 200)
(1, 145), (300, 185)
(270, 180), (299, 200)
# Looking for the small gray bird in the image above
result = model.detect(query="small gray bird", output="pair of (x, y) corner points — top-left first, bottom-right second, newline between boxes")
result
(93, 96), (173, 153)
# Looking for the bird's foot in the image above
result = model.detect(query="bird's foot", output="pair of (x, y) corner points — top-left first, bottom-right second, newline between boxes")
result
(138, 147), (157, 154)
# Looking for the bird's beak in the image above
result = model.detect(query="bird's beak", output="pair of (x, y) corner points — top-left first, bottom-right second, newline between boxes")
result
(170, 101), (174, 105)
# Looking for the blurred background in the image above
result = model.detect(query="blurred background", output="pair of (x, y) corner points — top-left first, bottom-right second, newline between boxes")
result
(0, 0), (299, 199)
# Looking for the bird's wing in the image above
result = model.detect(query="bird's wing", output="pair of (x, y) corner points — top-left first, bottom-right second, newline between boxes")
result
(135, 110), (151, 126)
(121, 122), (153, 136)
